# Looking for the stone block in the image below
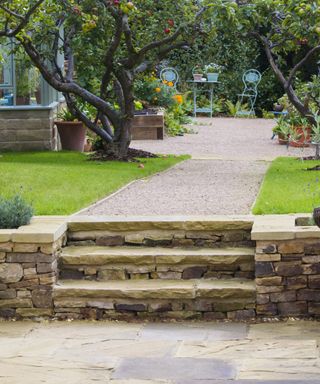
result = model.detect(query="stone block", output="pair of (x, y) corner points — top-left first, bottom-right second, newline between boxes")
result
(145, 239), (172, 247)
(256, 243), (277, 254)
(255, 253), (281, 262)
(17, 290), (32, 298)
(96, 235), (125, 246)
(32, 288), (52, 308)
(278, 241), (305, 254)
(240, 263), (255, 272)
(203, 312), (226, 320)
(0, 298), (33, 308)
(223, 231), (246, 242)
(304, 242), (320, 255)
(115, 303), (147, 312)
(281, 253), (304, 261)
(98, 270), (127, 280)
(84, 267), (97, 275)
(0, 308), (15, 318)
(152, 271), (182, 280)
(172, 239), (194, 247)
(39, 275), (56, 285)
(303, 255), (320, 264)
(256, 276), (283, 286)
(6, 253), (55, 263)
(215, 301), (247, 312)
(37, 261), (57, 274)
(40, 243), (55, 254)
(0, 289), (16, 299)
(227, 309), (255, 321)
(256, 294), (269, 305)
(278, 301), (307, 316)
(0, 263), (23, 283)
(182, 267), (207, 280)
(53, 298), (87, 308)
(16, 308), (53, 317)
(235, 271), (254, 279)
(86, 300), (114, 310)
(13, 243), (39, 253)
(9, 278), (39, 289)
(144, 232), (174, 241)
(60, 270), (84, 280)
(185, 299), (213, 312)
(124, 233), (145, 244)
(297, 289), (320, 302)
(149, 302), (172, 312)
(308, 275), (320, 289)
(0, 283), (6, 290)
(274, 261), (303, 277)
(0, 252), (5, 262)
(286, 275), (307, 289)
(131, 273), (150, 280)
(308, 302), (320, 315)
(256, 285), (283, 294)
(24, 268), (37, 276)
(270, 290), (296, 303)
(0, 242), (13, 252)
(185, 231), (220, 240)
(256, 303), (278, 316)
(255, 262), (275, 277)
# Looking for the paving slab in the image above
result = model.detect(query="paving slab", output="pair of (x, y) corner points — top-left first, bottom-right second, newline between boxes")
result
(111, 357), (236, 381)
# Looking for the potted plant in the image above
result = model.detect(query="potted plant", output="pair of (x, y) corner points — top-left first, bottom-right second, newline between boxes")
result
(192, 64), (204, 82)
(288, 115), (311, 148)
(204, 63), (223, 82)
(272, 117), (290, 145)
(310, 111), (320, 159)
(55, 108), (87, 151)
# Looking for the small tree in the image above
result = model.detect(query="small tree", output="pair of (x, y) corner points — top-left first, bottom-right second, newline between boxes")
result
(0, 0), (206, 158)
(234, 0), (320, 125)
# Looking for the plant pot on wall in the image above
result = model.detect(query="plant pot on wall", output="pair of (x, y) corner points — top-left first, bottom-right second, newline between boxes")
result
(55, 121), (87, 151)
(278, 133), (288, 145)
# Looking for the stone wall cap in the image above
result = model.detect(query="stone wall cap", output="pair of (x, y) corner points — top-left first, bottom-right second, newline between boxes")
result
(68, 215), (254, 232)
(0, 216), (68, 243)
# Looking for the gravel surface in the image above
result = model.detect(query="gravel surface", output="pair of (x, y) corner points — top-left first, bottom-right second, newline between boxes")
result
(80, 118), (314, 216)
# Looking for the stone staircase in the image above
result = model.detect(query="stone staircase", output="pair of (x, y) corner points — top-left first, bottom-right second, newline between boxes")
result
(53, 216), (256, 320)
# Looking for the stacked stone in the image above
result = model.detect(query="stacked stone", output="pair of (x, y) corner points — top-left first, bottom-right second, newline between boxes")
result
(255, 240), (320, 317)
(0, 219), (66, 319)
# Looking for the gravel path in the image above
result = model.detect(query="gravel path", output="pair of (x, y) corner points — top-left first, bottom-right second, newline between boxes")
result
(80, 118), (313, 216)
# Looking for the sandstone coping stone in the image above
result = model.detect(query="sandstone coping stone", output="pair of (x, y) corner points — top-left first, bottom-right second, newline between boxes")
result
(252, 214), (320, 241)
(0, 216), (67, 244)
(68, 215), (254, 232)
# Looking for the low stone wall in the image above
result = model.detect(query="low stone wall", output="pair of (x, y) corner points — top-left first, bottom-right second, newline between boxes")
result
(0, 103), (60, 151)
(252, 215), (320, 318)
(0, 217), (67, 318)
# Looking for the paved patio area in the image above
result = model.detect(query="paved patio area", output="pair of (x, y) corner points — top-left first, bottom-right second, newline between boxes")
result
(81, 118), (312, 216)
(1, 319), (320, 383)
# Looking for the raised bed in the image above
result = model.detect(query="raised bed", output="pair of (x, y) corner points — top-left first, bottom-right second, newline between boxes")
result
(131, 111), (164, 140)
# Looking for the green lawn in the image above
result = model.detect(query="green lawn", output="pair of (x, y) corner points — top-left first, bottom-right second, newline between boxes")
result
(0, 152), (188, 215)
(253, 157), (320, 214)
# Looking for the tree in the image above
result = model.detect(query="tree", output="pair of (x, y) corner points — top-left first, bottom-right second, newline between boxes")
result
(0, 0), (205, 158)
(234, 0), (320, 124)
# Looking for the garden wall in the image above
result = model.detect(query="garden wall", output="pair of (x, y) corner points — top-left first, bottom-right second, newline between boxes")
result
(0, 217), (66, 318)
(0, 103), (60, 151)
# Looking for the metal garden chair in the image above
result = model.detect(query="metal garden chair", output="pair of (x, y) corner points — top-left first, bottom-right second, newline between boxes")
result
(160, 67), (179, 88)
(236, 69), (262, 116)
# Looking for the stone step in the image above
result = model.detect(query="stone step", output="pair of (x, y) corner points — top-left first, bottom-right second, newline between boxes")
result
(59, 246), (255, 280)
(53, 278), (256, 321)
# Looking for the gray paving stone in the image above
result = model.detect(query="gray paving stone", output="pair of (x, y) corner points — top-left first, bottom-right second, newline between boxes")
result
(112, 357), (236, 381)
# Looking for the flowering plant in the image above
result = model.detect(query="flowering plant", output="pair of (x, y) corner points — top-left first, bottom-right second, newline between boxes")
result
(204, 63), (224, 73)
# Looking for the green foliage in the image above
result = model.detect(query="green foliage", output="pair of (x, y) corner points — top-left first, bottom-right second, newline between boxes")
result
(57, 108), (77, 122)
(0, 195), (33, 229)
(134, 77), (176, 108)
(225, 100), (248, 117)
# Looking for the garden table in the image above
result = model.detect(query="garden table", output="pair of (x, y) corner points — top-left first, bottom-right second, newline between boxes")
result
(187, 80), (219, 118)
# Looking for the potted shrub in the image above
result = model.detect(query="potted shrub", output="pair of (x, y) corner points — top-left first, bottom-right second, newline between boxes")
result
(192, 64), (204, 81)
(55, 108), (87, 151)
(288, 115), (311, 148)
(272, 118), (290, 145)
(204, 63), (223, 82)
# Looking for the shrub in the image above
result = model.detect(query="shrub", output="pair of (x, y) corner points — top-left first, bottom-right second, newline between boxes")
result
(0, 195), (33, 229)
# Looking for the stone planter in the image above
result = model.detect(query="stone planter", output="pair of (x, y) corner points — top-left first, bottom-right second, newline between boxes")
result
(131, 111), (164, 140)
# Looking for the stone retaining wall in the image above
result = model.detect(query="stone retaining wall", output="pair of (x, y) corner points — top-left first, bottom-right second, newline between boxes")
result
(0, 217), (67, 318)
(252, 215), (320, 318)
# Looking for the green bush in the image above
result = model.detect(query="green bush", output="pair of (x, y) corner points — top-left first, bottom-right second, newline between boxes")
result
(0, 195), (33, 229)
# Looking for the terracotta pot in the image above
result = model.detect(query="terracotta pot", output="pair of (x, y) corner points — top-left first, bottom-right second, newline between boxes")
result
(55, 121), (86, 151)
(289, 126), (311, 148)
(278, 133), (288, 145)
(16, 96), (30, 106)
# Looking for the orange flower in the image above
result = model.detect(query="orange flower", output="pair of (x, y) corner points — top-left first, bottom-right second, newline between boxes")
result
(173, 94), (183, 104)
(167, 81), (174, 87)
(163, 80), (168, 84)
(154, 87), (161, 93)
